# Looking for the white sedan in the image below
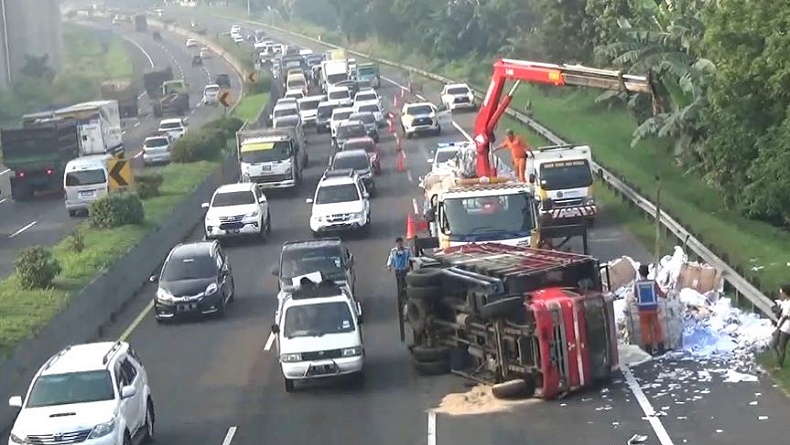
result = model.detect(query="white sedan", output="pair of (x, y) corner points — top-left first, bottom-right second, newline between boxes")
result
(186, 38), (198, 48)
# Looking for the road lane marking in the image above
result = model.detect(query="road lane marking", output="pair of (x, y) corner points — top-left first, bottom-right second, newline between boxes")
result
(134, 122), (141, 127)
(621, 365), (675, 445)
(407, 170), (413, 184)
(0, 168), (9, 176)
(9, 221), (37, 238)
(134, 151), (143, 159)
(221, 426), (238, 445)
(119, 300), (154, 341)
(264, 332), (275, 351)
(0, 198), (7, 205)
(427, 410), (436, 445)
(412, 198), (420, 214)
(117, 34), (155, 100)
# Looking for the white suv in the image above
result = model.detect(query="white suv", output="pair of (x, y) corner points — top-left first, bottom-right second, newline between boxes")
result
(440, 83), (476, 110)
(157, 118), (187, 140)
(8, 341), (155, 445)
(307, 169), (370, 236)
(401, 102), (450, 138)
(202, 182), (271, 239)
(330, 107), (355, 138)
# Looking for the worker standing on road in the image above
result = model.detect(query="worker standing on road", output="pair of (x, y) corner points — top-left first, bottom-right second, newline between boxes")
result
(634, 265), (666, 355)
(387, 237), (412, 300)
(494, 129), (533, 182)
(770, 285), (790, 369)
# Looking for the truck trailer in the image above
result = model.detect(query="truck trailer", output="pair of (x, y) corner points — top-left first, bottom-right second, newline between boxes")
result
(52, 100), (124, 157)
(100, 80), (139, 118)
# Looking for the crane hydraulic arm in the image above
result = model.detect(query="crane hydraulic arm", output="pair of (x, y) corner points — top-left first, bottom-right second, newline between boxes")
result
(473, 58), (661, 177)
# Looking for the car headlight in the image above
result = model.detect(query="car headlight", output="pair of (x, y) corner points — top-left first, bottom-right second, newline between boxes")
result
(354, 212), (366, 220)
(87, 419), (116, 439)
(156, 288), (174, 302)
(312, 215), (324, 222)
(284, 167), (292, 175)
(584, 196), (595, 206)
(245, 210), (259, 218)
(342, 347), (362, 357)
(280, 353), (302, 362)
(9, 433), (28, 444)
(205, 283), (218, 296)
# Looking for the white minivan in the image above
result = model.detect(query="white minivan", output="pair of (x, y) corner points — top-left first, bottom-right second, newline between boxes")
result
(272, 279), (364, 392)
(64, 155), (111, 217)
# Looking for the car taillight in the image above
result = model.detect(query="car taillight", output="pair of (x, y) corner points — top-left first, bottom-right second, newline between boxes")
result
(17, 170), (25, 178)
(46, 168), (54, 175)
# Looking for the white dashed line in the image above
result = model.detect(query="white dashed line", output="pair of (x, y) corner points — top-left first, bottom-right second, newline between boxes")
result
(9, 221), (37, 238)
(407, 170), (413, 184)
(622, 365), (675, 445)
(264, 332), (275, 351)
(0, 198), (7, 205)
(427, 410), (437, 445)
(221, 426), (238, 445)
(412, 198), (420, 214)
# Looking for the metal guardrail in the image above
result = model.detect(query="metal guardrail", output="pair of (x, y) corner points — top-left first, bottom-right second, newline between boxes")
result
(222, 14), (776, 319)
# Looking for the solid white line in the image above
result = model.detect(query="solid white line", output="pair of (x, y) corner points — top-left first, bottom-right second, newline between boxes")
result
(0, 168), (9, 176)
(621, 365), (675, 445)
(134, 151), (143, 159)
(9, 221), (37, 238)
(407, 170), (413, 184)
(264, 332), (275, 351)
(221, 426), (238, 445)
(427, 410), (436, 445)
(119, 300), (154, 341)
(118, 34), (155, 100)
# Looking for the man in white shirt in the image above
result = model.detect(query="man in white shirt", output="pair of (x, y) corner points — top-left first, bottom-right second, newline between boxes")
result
(771, 285), (790, 368)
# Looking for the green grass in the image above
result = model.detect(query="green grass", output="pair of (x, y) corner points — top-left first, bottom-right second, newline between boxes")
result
(233, 93), (269, 122)
(62, 24), (134, 80)
(210, 7), (790, 298)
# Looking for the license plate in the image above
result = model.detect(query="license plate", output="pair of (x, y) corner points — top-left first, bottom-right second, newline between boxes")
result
(79, 191), (94, 197)
(261, 165), (272, 171)
(177, 304), (196, 312)
(307, 364), (337, 376)
(231, 229), (240, 233)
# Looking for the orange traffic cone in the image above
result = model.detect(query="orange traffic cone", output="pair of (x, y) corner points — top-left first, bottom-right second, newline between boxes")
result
(406, 214), (416, 240)
(397, 151), (405, 172)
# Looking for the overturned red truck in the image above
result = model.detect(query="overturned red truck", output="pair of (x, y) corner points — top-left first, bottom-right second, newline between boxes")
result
(402, 243), (618, 399)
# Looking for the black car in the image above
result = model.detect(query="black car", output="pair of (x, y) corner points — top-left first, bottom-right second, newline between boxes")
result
(215, 73), (231, 88)
(271, 238), (356, 294)
(152, 31), (162, 41)
(192, 54), (202, 66)
(328, 149), (375, 194)
(333, 121), (367, 150)
(150, 241), (235, 322)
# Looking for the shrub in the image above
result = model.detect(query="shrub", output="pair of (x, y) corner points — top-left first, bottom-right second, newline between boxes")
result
(134, 172), (164, 199)
(68, 228), (85, 253)
(201, 117), (243, 141)
(171, 129), (225, 163)
(15, 246), (61, 289)
(248, 72), (273, 95)
(89, 193), (145, 228)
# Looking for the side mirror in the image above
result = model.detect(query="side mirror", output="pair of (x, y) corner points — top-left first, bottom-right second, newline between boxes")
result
(271, 266), (279, 276)
(363, 192), (370, 199)
(8, 396), (22, 408)
(258, 196), (266, 203)
(305, 198), (313, 204)
(201, 202), (209, 209)
(424, 208), (435, 222)
(528, 174), (536, 184)
(357, 315), (364, 325)
(120, 385), (137, 399)
(427, 158), (434, 164)
(148, 275), (158, 283)
(271, 324), (280, 334)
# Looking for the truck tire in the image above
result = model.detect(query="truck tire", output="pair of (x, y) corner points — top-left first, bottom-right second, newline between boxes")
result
(153, 105), (162, 117)
(479, 296), (524, 320)
(491, 378), (535, 399)
(405, 268), (442, 287)
(406, 285), (441, 302)
(405, 298), (429, 333)
(411, 345), (450, 362)
(413, 359), (450, 376)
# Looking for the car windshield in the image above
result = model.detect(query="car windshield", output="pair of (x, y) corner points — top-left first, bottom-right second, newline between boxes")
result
(288, 78), (305, 88)
(283, 302), (355, 338)
(406, 105), (433, 115)
(161, 255), (217, 281)
(281, 246), (345, 279)
(205, 86), (219, 94)
(443, 193), (534, 235)
(447, 87), (469, 95)
(216, 75), (229, 83)
(285, 92), (303, 99)
(317, 104), (337, 118)
(159, 121), (182, 130)
(350, 113), (375, 125)
(274, 117), (300, 129)
(333, 111), (352, 121)
(240, 141), (291, 163)
(299, 99), (321, 111)
(65, 169), (106, 187)
(145, 137), (169, 148)
(356, 93), (376, 102)
(538, 160), (593, 190)
(273, 107), (298, 119)
(358, 104), (379, 114)
(26, 371), (115, 408)
(315, 183), (360, 204)
(212, 190), (256, 206)
(329, 90), (350, 100)
(337, 124), (366, 139)
(333, 154), (369, 171)
(327, 73), (347, 84)
(435, 150), (459, 164)
(344, 140), (375, 152)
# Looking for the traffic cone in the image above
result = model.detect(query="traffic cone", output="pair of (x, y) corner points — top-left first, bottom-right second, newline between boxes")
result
(387, 118), (394, 134)
(393, 95), (399, 108)
(406, 214), (416, 240)
(397, 151), (405, 172)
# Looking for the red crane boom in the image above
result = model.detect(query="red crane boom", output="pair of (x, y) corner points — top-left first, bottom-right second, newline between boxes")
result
(473, 58), (661, 177)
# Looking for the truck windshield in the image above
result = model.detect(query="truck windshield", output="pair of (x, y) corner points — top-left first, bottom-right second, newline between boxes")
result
(539, 159), (593, 190)
(358, 67), (375, 76)
(281, 247), (345, 280)
(240, 141), (291, 163)
(65, 169), (106, 186)
(315, 184), (360, 204)
(327, 73), (347, 84)
(283, 302), (354, 338)
(329, 90), (350, 100)
(443, 192), (533, 235)
(333, 154), (369, 171)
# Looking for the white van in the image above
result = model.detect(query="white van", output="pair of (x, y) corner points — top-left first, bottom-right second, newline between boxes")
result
(64, 155), (112, 217)
(272, 279), (364, 392)
(286, 73), (308, 95)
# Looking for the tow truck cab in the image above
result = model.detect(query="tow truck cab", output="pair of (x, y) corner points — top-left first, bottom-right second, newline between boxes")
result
(527, 145), (597, 223)
(405, 243), (617, 399)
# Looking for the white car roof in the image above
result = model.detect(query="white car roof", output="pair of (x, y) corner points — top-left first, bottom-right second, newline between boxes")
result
(40, 342), (126, 375)
(274, 102), (298, 110)
(159, 118), (183, 125)
(214, 182), (257, 194)
(355, 90), (377, 97)
(318, 175), (358, 187)
(445, 83), (470, 89)
(328, 85), (350, 93)
(299, 95), (325, 103)
(204, 84), (220, 90)
(285, 89), (304, 95)
(332, 107), (355, 115)
(405, 102), (434, 109)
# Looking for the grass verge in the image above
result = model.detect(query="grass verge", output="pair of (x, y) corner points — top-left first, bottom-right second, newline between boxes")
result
(0, 93), (263, 358)
(233, 93), (269, 122)
(204, 7), (790, 298)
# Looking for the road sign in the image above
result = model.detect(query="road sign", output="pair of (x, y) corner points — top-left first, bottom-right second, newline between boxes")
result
(247, 72), (256, 83)
(108, 159), (133, 190)
(219, 91), (231, 107)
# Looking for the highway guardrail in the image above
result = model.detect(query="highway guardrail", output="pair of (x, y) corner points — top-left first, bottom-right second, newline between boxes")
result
(234, 16), (776, 319)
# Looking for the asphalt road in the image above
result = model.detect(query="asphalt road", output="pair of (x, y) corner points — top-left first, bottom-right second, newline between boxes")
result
(0, 19), (241, 279)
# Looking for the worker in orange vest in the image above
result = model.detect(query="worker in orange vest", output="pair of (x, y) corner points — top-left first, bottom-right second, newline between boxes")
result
(494, 129), (533, 182)
(634, 264), (666, 355)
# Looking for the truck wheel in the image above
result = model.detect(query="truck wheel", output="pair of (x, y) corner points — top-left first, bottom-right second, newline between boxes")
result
(491, 378), (535, 399)
(411, 345), (450, 362)
(406, 285), (441, 302)
(405, 268), (442, 287)
(413, 359), (450, 376)
(265, 213), (272, 234)
(479, 296), (525, 320)
(68, 210), (77, 217)
(284, 376), (294, 392)
(405, 298), (429, 333)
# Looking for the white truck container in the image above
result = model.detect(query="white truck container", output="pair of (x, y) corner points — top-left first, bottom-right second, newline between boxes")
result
(237, 128), (300, 190)
(322, 59), (348, 90)
(54, 100), (124, 157)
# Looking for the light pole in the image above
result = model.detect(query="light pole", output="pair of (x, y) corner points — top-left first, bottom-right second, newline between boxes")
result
(247, 0), (251, 17)
(0, 0), (11, 86)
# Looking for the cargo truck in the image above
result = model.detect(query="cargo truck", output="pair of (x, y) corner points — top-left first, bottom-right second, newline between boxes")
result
(143, 67), (174, 99)
(356, 63), (380, 88)
(52, 100), (125, 157)
(237, 128), (302, 190)
(134, 14), (147, 32)
(100, 79), (139, 117)
(151, 80), (190, 117)
(1, 118), (80, 201)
